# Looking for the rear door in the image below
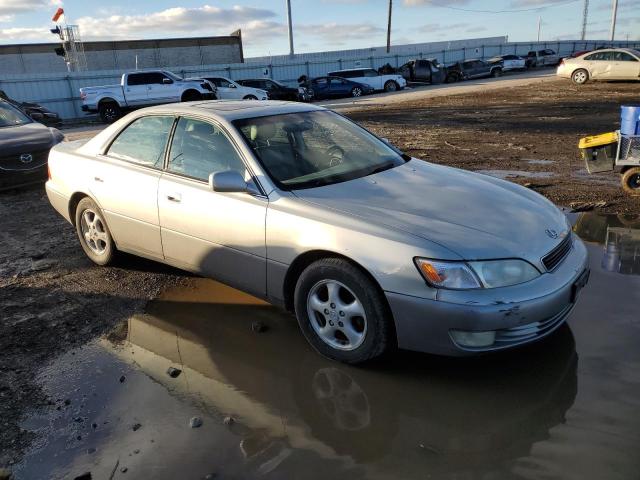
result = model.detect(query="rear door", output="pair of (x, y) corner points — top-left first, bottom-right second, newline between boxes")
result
(610, 51), (640, 80)
(311, 77), (331, 99)
(91, 115), (175, 259)
(158, 116), (267, 297)
(124, 73), (150, 106)
(585, 51), (614, 79)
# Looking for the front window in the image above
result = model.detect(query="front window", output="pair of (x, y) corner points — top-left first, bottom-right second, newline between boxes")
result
(0, 101), (31, 127)
(233, 110), (408, 190)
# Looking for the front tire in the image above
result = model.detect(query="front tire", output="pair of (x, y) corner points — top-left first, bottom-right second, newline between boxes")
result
(75, 197), (116, 266)
(622, 167), (640, 196)
(181, 90), (202, 102)
(572, 69), (589, 85)
(294, 258), (394, 364)
(384, 80), (398, 92)
(492, 68), (502, 78)
(243, 95), (258, 100)
(351, 87), (363, 98)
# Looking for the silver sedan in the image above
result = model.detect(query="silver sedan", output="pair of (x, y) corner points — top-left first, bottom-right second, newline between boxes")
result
(46, 101), (589, 363)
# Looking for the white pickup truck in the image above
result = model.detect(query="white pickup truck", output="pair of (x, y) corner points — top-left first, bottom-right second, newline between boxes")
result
(80, 70), (215, 123)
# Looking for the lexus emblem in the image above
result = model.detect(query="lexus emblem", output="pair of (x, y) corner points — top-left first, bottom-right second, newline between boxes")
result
(19, 153), (33, 164)
(545, 229), (558, 239)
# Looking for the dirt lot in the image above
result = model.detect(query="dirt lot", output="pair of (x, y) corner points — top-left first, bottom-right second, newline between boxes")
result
(1, 77), (640, 470)
(346, 79), (640, 215)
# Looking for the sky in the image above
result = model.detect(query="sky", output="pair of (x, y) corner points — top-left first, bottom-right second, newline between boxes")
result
(0, 0), (638, 57)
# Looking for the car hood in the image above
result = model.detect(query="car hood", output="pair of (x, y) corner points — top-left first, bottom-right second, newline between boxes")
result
(0, 122), (58, 156)
(292, 160), (569, 264)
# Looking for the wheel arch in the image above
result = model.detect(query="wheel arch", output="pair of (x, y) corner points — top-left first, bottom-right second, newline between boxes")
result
(181, 89), (201, 101)
(97, 97), (119, 107)
(68, 191), (96, 226)
(282, 249), (391, 314)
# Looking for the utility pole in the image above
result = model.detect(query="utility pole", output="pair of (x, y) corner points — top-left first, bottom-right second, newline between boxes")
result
(580, 0), (589, 41)
(537, 16), (542, 42)
(286, 0), (294, 56)
(609, 0), (618, 41)
(386, 0), (392, 54)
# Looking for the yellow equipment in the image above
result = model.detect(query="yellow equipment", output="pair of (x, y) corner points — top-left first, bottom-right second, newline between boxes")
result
(578, 131), (618, 174)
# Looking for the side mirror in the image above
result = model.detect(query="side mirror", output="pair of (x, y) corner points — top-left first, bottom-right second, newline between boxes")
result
(229, 83), (237, 88)
(209, 170), (248, 193)
(163, 78), (173, 84)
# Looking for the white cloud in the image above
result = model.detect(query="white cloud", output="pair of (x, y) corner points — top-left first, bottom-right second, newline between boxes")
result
(403, 0), (471, 6)
(298, 22), (384, 44)
(75, 5), (278, 40)
(0, 26), (49, 41)
(0, 0), (59, 15)
(510, 0), (572, 6)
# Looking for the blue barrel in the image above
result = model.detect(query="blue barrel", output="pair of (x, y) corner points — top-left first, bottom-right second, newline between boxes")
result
(621, 105), (640, 135)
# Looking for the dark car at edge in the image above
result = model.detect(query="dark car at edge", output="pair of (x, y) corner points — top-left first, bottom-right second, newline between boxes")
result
(237, 78), (310, 102)
(302, 76), (374, 100)
(0, 100), (65, 190)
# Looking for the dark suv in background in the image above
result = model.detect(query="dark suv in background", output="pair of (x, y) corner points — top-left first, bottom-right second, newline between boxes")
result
(445, 59), (502, 83)
(237, 78), (310, 101)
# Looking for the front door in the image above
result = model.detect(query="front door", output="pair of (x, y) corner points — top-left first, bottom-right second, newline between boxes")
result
(92, 114), (174, 259)
(146, 72), (179, 104)
(158, 116), (267, 297)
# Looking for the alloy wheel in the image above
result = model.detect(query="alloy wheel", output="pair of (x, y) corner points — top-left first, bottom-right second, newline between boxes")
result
(307, 280), (367, 351)
(80, 209), (109, 255)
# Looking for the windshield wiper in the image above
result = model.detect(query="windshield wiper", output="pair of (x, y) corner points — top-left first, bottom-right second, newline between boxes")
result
(366, 161), (396, 177)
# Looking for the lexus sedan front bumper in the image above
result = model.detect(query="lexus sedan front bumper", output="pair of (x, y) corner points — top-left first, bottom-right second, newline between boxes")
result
(386, 234), (590, 356)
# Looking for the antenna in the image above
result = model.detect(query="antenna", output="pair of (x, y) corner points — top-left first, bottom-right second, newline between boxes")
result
(581, 0), (589, 41)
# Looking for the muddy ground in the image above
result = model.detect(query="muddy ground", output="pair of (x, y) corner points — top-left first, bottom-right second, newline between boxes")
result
(1, 78), (640, 471)
(347, 79), (640, 215)
(0, 188), (186, 468)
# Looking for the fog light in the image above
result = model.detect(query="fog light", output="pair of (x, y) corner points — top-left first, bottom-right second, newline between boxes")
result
(450, 330), (496, 348)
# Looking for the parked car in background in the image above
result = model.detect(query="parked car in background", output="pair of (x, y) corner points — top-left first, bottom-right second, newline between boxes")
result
(445, 59), (502, 83)
(303, 76), (374, 100)
(525, 49), (560, 68)
(237, 78), (310, 102)
(203, 77), (269, 101)
(398, 58), (445, 84)
(80, 70), (215, 123)
(45, 101), (589, 363)
(488, 55), (526, 71)
(0, 100), (65, 190)
(327, 68), (407, 92)
(0, 90), (62, 128)
(557, 48), (640, 85)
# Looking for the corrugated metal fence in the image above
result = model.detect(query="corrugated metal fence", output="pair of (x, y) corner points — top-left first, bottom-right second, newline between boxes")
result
(0, 39), (638, 120)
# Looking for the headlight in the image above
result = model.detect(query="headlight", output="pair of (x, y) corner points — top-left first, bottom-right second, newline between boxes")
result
(415, 259), (481, 289)
(415, 258), (540, 289)
(468, 260), (540, 288)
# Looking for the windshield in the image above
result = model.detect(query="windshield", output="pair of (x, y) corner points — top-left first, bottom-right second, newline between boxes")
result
(233, 110), (408, 190)
(0, 101), (31, 127)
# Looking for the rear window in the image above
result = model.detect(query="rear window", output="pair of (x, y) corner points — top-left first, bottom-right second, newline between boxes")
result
(330, 70), (362, 78)
(107, 116), (174, 168)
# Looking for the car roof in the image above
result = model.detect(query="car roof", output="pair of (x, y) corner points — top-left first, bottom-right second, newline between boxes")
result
(329, 68), (373, 72)
(139, 100), (323, 121)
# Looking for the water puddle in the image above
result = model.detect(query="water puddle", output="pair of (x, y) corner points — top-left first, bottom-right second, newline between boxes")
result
(477, 169), (555, 179)
(12, 213), (640, 479)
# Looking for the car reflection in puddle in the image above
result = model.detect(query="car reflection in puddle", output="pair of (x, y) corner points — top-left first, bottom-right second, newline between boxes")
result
(14, 213), (640, 480)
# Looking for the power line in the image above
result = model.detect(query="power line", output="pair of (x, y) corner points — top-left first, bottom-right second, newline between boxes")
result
(426, 0), (580, 14)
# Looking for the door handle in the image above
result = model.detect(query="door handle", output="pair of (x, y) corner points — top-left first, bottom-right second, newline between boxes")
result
(94, 176), (103, 183)
(166, 193), (182, 203)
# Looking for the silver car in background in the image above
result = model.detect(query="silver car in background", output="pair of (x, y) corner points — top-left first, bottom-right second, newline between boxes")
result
(46, 101), (589, 364)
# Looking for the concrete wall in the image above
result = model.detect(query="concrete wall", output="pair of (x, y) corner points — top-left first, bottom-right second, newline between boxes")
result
(0, 36), (243, 75)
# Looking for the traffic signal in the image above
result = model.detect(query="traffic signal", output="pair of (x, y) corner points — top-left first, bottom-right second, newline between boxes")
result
(54, 47), (65, 57)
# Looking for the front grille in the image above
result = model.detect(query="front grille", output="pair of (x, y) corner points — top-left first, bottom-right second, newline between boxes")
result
(493, 304), (572, 347)
(542, 235), (573, 271)
(0, 150), (48, 172)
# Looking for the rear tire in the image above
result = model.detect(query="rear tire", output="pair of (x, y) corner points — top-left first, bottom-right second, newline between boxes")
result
(351, 87), (363, 98)
(243, 95), (258, 100)
(294, 258), (394, 364)
(621, 167), (640, 196)
(75, 197), (116, 266)
(571, 69), (589, 85)
(384, 80), (398, 92)
(98, 102), (121, 123)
